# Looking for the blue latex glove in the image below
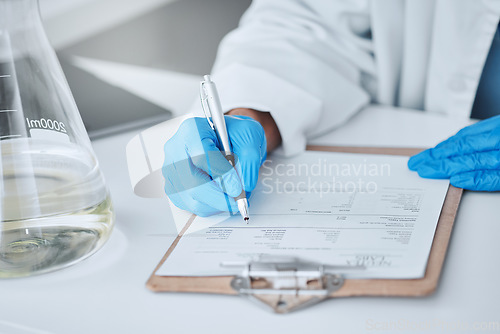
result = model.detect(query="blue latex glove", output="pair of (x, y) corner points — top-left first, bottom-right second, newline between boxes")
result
(162, 116), (267, 216)
(408, 115), (500, 191)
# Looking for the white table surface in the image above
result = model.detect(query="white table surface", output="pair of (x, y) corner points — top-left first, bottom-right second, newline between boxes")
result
(2, 106), (499, 334)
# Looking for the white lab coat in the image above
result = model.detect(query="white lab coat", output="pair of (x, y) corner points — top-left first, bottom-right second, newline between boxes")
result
(197, 0), (500, 156)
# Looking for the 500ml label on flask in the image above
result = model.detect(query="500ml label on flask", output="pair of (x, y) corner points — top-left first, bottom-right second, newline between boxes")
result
(26, 117), (70, 143)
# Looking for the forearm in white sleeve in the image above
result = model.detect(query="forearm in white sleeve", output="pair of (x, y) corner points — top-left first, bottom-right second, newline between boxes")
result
(193, 0), (374, 156)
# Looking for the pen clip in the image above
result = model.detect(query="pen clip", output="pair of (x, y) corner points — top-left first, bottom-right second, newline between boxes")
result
(200, 81), (215, 130)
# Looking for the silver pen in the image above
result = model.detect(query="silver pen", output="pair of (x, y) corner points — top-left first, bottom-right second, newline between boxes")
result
(200, 75), (250, 222)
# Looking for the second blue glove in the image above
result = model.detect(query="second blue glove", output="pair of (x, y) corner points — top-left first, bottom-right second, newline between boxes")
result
(408, 115), (500, 191)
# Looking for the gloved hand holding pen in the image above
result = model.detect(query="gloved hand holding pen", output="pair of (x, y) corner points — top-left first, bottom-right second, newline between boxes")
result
(162, 115), (267, 217)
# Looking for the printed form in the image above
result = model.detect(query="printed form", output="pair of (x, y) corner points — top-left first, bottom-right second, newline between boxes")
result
(157, 151), (450, 279)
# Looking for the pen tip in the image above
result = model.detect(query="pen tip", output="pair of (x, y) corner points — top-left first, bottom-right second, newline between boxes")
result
(244, 217), (249, 224)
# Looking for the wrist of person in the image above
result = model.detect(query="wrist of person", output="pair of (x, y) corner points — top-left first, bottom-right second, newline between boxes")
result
(227, 108), (282, 152)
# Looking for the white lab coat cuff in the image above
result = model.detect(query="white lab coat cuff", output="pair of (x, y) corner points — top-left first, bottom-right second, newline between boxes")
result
(189, 63), (322, 156)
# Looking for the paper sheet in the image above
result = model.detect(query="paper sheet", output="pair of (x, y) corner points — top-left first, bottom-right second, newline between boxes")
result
(157, 151), (450, 279)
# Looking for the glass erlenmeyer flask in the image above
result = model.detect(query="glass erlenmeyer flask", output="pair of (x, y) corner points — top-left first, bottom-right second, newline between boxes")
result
(0, 0), (114, 277)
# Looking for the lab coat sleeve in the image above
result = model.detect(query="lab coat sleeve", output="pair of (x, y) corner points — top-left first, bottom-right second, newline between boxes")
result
(192, 0), (373, 156)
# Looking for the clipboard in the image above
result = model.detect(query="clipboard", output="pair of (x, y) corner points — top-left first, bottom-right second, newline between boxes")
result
(146, 146), (463, 313)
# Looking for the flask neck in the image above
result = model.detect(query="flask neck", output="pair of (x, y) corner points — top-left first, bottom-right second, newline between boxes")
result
(0, 0), (42, 32)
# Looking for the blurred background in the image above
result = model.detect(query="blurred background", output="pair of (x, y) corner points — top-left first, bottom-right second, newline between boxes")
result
(39, 0), (251, 138)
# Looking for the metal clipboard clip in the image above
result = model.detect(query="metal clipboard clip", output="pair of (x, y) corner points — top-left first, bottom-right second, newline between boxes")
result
(221, 255), (365, 313)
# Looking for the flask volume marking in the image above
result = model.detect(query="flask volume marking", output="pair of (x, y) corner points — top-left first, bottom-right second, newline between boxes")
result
(0, 135), (21, 140)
